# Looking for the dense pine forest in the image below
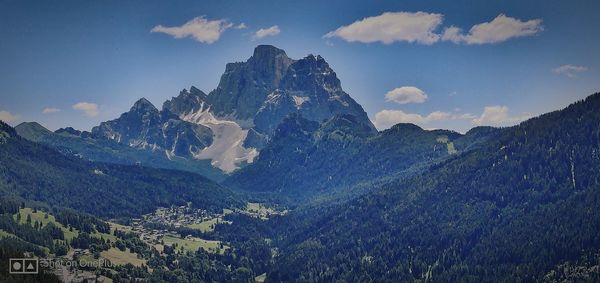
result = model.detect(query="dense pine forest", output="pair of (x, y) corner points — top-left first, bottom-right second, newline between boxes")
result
(263, 93), (600, 282)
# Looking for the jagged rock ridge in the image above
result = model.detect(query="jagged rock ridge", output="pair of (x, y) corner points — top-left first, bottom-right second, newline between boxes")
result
(91, 98), (213, 158)
(87, 45), (376, 173)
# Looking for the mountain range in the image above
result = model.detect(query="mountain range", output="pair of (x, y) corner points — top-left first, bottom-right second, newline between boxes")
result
(15, 120), (225, 181)
(2, 45), (600, 282)
(20, 45), (374, 176)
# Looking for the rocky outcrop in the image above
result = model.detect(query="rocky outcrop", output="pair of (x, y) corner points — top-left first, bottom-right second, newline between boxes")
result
(91, 98), (213, 157)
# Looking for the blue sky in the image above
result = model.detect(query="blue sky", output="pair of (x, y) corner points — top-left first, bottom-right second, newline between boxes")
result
(1, 0), (599, 133)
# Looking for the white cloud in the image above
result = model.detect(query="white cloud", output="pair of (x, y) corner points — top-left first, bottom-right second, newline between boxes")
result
(472, 105), (530, 126)
(325, 12), (542, 46)
(151, 16), (233, 44)
(373, 108), (481, 130)
(441, 26), (463, 43)
(373, 109), (451, 130)
(254, 25), (280, 39)
(385, 86), (428, 104)
(427, 111), (452, 121)
(455, 113), (477, 119)
(42, 107), (61, 114)
(72, 102), (99, 117)
(324, 12), (443, 45)
(0, 110), (19, 124)
(442, 14), (543, 45)
(373, 105), (531, 131)
(235, 23), (247, 29)
(552, 64), (588, 78)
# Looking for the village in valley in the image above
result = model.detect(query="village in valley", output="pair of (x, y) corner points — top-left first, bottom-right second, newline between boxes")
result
(128, 202), (287, 255)
(3, 202), (286, 282)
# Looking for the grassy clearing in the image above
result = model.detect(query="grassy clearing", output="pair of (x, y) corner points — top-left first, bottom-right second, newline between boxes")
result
(108, 222), (133, 239)
(246, 202), (282, 219)
(447, 142), (457, 154)
(100, 248), (146, 267)
(162, 235), (228, 254)
(15, 208), (79, 241)
(109, 222), (132, 233)
(187, 218), (219, 232)
(153, 243), (164, 253)
(187, 208), (234, 232)
(14, 208), (116, 242)
(436, 136), (457, 155)
(246, 202), (276, 214)
(91, 231), (117, 242)
(0, 229), (18, 238)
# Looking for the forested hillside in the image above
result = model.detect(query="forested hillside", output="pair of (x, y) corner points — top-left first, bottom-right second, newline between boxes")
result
(266, 93), (600, 282)
(14, 122), (224, 181)
(0, 121), (243, 218)
(225, 113), (499, 201)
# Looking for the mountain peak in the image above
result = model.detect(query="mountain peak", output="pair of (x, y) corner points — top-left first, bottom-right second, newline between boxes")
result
(131, 98), (158, 113)
(189, 86), (206, 97)
(252, 45), (287, 60)
(304, 54), (325, 62)
(163, 87), (207, 116)
(14, 122), (52, 141)
(207, 45), (293, 120)
(279, 52), (342, 93)
(55, 126), (83, 136)
(15, 121), (51, 134)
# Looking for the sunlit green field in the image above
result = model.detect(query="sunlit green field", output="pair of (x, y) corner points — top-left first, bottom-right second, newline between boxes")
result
(162, 235), (228, 254)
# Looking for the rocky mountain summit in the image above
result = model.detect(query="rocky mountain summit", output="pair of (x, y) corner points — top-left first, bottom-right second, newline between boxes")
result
(166, 45), (375, 147)
(204, 45), (294, 123)
(67, 45), (375, 173)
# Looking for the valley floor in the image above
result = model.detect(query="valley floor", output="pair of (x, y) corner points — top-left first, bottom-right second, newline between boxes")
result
(0, 202), (285, 282)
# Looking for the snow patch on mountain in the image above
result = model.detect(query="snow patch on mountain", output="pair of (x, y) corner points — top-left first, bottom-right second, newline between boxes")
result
(292, 95), (310, 109)
(181, 103), (258, 173)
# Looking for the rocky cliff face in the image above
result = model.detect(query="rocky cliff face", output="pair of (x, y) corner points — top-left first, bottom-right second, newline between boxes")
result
(163, 86), (207, 116)
(89, 45), (376, 173)
(166, 45), (375, 146)
(253, 54), (376, 137)
(91, 98), (213, 158)
(206, 45), (295, 124)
